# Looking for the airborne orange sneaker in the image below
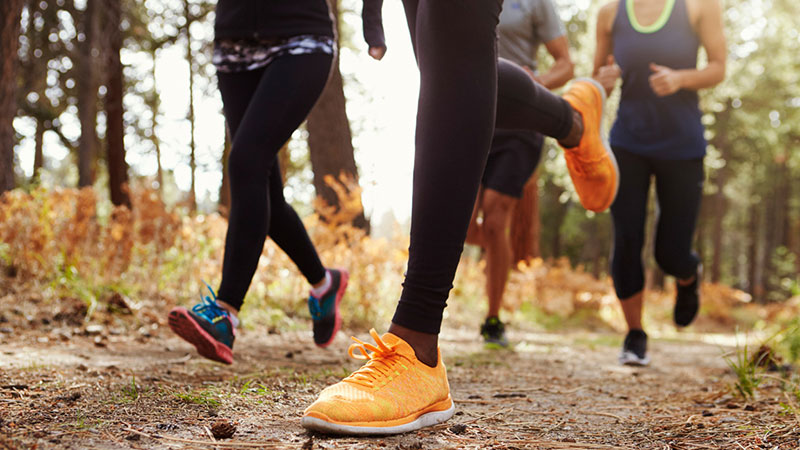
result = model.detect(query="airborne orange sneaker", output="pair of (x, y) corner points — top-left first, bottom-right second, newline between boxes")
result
(560, 78), (619, 212)
(302, 329), (455, 435)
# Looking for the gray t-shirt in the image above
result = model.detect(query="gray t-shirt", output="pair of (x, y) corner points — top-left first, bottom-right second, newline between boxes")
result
(497, 0), (566, 72)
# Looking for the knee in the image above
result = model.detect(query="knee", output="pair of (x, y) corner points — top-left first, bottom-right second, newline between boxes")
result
(482, 208), (510, 242)
(654, 243), (681, 275)
(228, 147), (271, 188)
(654, 244), (696, 278)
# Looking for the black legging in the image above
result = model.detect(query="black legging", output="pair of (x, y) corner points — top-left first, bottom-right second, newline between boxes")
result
(610, 147), (703, 300)
(216, 53), (333, 311)
(392, 0), (575, 334)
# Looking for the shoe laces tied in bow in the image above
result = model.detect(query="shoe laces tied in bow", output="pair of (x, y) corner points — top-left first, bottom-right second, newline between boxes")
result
(344, 329), (412, 388)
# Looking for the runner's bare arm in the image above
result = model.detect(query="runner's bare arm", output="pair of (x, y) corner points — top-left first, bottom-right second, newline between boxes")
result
(536, 35), (573, 89)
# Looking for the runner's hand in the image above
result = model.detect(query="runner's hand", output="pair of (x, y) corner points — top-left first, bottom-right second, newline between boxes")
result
(369, 46), (387, 61)
(649, 63), (683, 96)
(594, 55), (620, 95)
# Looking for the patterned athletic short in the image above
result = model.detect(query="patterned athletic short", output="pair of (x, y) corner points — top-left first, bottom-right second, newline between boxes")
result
(213, 34), (335, 73)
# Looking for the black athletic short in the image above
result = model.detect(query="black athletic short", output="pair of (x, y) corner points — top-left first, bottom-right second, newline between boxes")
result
(481, 129), (544, 198)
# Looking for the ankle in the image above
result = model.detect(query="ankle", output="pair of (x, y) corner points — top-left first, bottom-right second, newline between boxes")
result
(558, 109), (584, 149)
(388, 323), (439, 368)
(310, 270), (332, 298)
(217, 300), (240, 327)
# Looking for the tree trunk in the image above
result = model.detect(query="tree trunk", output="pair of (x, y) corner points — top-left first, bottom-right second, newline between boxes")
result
(710, 169), (728, 283)
(144, 52), (163, 192)
(0, 0), (24, 194)
(103, 0), (131, 208)
(305, 0), (368, 230)
(77, 0), (98, 187)
(33, 118), (44, 177)
(184, 0), (197, 211)
(218, 125), (231, 217)
(748, 202), (763, 302)
(547, 183), (568, 258)
(510, 174), (540, 263)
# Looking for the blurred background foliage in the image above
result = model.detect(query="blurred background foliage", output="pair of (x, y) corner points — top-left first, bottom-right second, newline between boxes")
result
(0, 0), (797, 330)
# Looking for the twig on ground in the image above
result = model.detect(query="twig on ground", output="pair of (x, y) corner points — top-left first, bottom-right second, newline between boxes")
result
(502, 385), (589, 395)
(164, 354), (193, 365)
(121, 427), (297, 448)
(203, 425), (219, 450)
(580, 410), (629, 423)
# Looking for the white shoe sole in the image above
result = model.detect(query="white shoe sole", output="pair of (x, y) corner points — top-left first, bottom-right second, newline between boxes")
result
(619, 350), (650, 367)
(301, 401), (455, 436)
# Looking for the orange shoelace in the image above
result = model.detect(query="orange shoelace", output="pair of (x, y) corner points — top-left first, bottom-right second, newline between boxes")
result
(343, 329), (413, 388)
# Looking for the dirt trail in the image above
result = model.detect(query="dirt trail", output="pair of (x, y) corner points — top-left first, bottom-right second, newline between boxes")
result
(1, 325), (797, 449)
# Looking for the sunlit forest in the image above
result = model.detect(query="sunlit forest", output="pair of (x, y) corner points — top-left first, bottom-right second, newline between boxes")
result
(1, 0), (797, 304)
(1, 0), (800, 448)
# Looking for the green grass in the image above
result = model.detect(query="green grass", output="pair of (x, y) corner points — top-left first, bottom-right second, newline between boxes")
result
(722, 335), (765, 401)
(120, 375), (139, 402)
(172, 388), (221, 407)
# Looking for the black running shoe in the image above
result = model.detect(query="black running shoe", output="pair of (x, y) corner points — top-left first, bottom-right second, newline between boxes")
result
(619, 329), (650, 366)
(674, 264), (702, 327)
(480, 316), (509, 349)
(307, 268), (349, 348)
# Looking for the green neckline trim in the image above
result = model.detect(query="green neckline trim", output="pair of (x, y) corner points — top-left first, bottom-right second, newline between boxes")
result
(626, 0), (676, 34)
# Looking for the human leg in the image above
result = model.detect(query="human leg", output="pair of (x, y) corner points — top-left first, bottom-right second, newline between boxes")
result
(216, 52), (332, 311)
(168, 53), (333, 364)
(481, 188), (516, 319)
(652, 157), (704, 326)
(265, 161), (349, 346)
(610, 147), (652, 365)
(494, 60), (618, 212)
(390, 0), (502, 357)
(465, 188), (485, 248)
(304, 0), (501, 434)
(478, 130), (543, 347)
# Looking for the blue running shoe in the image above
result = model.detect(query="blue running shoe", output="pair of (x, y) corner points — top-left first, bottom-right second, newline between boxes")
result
(168, 283), (235, 364)
(308, 269), (349, 348)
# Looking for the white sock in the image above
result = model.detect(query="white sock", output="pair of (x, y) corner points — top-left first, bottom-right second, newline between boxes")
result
(310, 270), (332, 298)
(227, 311), (240, 328)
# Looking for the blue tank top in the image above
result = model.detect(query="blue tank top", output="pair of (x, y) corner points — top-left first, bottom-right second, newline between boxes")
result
(610, 0), (706, 159)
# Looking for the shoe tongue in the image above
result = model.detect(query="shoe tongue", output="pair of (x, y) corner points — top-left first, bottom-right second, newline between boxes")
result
(379, 332), (414, 356)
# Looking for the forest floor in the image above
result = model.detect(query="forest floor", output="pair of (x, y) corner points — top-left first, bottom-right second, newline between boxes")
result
(2, 294), (800, 450)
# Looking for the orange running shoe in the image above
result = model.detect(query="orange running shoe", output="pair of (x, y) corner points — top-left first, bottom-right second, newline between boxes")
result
(302, 329), (455, 435)
(560, 78), (619, 212)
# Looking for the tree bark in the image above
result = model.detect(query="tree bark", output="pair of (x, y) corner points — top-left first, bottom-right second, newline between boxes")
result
(77, 0), (98, 187)
(184, 0), (197, 211)
(103, 0), (131, 208)
(747, 202), (763, 302)
(0, 0), (24, 194)
(710, 168), (728, 283)
(150, 55), (164, 193)
(33, 118), (44, 177)
(218, 125), (231, 217)
(305, 0), (368, 230)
